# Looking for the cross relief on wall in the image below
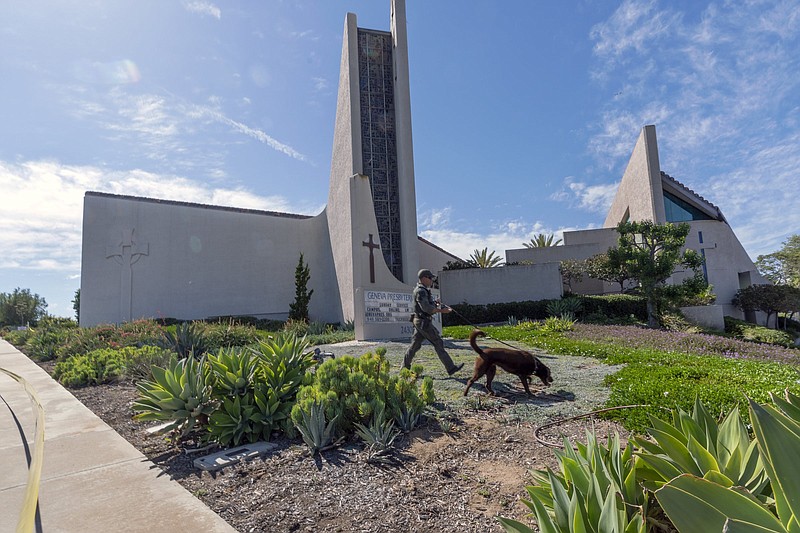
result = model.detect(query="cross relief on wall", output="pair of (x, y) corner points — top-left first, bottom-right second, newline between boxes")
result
(106, 228), (149, 322)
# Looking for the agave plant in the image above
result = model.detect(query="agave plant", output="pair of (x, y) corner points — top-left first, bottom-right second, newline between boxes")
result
(132, 356), (216, 438)
(159, 321), (209, 359)
(206, 347), (257, 397)
(355, 407), (400, 462)
(655, 390), (800, 532)
(545, 297), (583, 320)
(295, 401), (338, 455)
(633, 398), (768, 498)
(499, 432), (650, 533)
(250, 333), (315, 398)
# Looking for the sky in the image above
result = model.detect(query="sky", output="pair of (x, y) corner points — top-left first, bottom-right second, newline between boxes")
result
(1, 0), (799, 318)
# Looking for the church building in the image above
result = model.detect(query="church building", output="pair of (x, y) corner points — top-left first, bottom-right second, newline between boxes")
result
(79, 0), (458, 340)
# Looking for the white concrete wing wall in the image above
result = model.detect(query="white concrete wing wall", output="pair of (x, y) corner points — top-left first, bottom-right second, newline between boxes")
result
(80, 194), (340, 326)
(439, 264), (562, 307)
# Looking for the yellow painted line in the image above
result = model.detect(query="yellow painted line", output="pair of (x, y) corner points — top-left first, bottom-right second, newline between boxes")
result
(0, 367), (45, 533)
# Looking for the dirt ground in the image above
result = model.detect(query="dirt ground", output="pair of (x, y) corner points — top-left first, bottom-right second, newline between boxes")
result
(58, 338), (630, 532)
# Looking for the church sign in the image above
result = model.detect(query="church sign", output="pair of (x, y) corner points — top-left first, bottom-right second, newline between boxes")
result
(363, 290), (413, 324)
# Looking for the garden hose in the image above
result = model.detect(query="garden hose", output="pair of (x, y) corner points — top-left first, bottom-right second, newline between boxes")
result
(533, 404), (666, 448)
(0, 366), (45, 533)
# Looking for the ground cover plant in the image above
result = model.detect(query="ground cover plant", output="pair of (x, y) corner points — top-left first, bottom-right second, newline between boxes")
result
(444, 321), (800, 431)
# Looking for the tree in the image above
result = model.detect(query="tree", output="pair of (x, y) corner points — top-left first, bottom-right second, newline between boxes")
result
(523, 233), (563, 248)
(584, 249), (634, 293)
(616, 220), (704, 328)
(559, 259), (586, 294)
(756, 234), (800, 288)
(72, 288), (81, 322)
(469, 248), (503, 268)
(0, 287), (48, 327)
(288, 254), (313, 322)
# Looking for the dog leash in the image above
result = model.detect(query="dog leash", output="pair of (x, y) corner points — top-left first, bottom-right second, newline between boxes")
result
(442, 304), (533, 352)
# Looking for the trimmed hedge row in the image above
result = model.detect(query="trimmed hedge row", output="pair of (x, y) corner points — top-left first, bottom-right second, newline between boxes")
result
(442, 294), (647, 326)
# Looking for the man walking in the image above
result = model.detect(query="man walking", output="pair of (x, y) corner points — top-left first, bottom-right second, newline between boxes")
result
(403, 269), (464, 375)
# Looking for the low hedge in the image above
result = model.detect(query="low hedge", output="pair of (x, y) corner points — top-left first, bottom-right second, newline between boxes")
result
(442, 294), (647, 326)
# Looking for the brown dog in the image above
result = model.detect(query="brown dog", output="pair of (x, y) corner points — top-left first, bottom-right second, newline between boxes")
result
(464, 329), (553, 396)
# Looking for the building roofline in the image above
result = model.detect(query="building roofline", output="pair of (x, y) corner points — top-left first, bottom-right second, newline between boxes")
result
(84, 191), (315, 220)
(417, 235), (464, 262)
(660, 172), (727, 223)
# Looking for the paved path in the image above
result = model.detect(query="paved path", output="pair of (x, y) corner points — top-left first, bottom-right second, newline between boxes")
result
(0, 338), (236, 533)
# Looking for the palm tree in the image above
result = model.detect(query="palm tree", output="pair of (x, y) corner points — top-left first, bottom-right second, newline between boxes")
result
(522, 233), (563, 248)
(469, 248), (503, 268)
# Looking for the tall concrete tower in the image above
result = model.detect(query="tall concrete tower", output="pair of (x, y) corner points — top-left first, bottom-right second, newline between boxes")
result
(326, 0), (421, 329)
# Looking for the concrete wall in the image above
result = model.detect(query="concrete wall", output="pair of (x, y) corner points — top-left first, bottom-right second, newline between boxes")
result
(439, 263), (562, 306)
(679, 220), (767, 318)
(80, 194), (340, 327)
(604, 125), (665, 227)
(680, 305), (726, 331)
(418, 238), (459, 275)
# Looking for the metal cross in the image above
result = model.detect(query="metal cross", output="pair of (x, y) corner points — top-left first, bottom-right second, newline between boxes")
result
(362, 233), (380, 284)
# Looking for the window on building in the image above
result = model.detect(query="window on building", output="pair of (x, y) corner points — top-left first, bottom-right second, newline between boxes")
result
(663, 191), (714, 222)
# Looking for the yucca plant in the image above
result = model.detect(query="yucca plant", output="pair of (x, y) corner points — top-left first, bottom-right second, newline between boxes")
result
(633, 398), (768, 498)
(499, 432), (650, 533)
(296, 401), (338, 455)
(132, 356), (216, 438)
(655, 390), (800, 532)
(206, 347), (257, 397)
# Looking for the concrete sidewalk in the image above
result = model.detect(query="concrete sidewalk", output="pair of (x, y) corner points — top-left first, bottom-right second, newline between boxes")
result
(0, 338), (236, 533)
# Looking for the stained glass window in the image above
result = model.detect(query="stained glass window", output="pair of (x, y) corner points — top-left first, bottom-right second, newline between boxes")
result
(358, 29), (403, 280)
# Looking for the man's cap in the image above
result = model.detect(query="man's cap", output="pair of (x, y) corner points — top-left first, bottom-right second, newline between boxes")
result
(417, 269), (434, 279)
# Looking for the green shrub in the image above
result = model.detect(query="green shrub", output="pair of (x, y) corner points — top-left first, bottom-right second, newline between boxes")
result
(119, 345), (175, 382)
(204, 320), (259, 350)
(2, 327), (32, 346)
(442, 295), (647, 326)
(24, 319), (77, 360)
(54, 347), (124, 387)
(55, 345), (176, 387)
(291, 351), (433, 437)
(725, 316), (795, 347)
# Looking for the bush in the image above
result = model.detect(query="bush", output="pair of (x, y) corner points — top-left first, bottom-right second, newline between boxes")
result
(442, 295), (647, 327)
(725, 316), (796, 347)
(54, 345), (174, 387)
(204, 320), (259, 350)
(291, 351), (433, 438)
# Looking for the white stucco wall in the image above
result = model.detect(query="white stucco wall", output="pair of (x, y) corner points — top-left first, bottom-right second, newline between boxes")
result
(680, 220), (767, 318)
(438, 264), (562, 306)
(80, 194), (340, 327)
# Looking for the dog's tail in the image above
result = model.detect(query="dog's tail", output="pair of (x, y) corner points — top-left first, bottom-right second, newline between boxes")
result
(469, 329), (488, 360)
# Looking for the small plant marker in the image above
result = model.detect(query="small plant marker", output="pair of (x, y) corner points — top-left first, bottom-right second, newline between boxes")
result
(193, 442), (277, 471)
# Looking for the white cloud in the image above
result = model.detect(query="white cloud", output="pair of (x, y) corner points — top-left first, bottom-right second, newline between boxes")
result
(419, 207), (575, 262)
(312, 77), (329, 92)
(551, 177), (619, 214)
(65, 88), (307, 165)
(590, 0), (681, 61)
(183, 1), (221, 19)
(0, 160), (321, 271)
(194, 106), (307, 162)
